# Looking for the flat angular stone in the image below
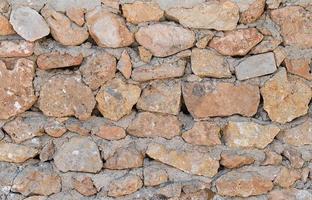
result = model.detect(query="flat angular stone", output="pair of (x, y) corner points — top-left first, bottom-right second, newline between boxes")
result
(117, 50), (132, 79)
(209, 28), (263, 56)
(37, 52), (83, 70)
(10, 7), (50, 41)
(86, 8), (134, 48)
(278, 119), (312, 146)
(80, 52), (116, 90)
(0, 142), (38, 163)
(182, 121), (221, 146)
(220, 151), (255, 169)
(234, 0), (265, 24)
(138, 46), (152, 63)
(191, 48), (231, 78)
(146, 143), (219, 177)
(92, 125), (126, 140)
(274, 167), (301, 188)
(66, 7), (85, 26)
(0, 14), (15, 36)
(0, 59), (36, 120)
(96, 79), (141, 121)
(262, 150), (282, 166)
(44, 118), (67, 138)
(144, 165), (168, 186)
(216, 171), (273, 197)
(104, 147), (143, 170)
(54, 136), (102, 172)
(108, 174), (143, 197)
(250, 37), (282, 54)
(72, 176), (97, 196)
(0, 40), (34, 58)
(284, 58), (312, 80)
(131, 60), (186, 82)
(166, 1), (239, 30)
(235, 52), (277, 80)
(154, 0), (205, 10)
(137, 80), (181, 115)
(182, 81), (260, 119)
(260, 68), (312, 123)
(122, 1), (164, 24)
(135, 23), (195, 57)
(47, 0), (101, 12)
(269, 189), (312, 200)
(223, 121), (280, 149)
(38, 74), (96, 120)
(127, 112), (181, 139)
(271, 6), (312, 48)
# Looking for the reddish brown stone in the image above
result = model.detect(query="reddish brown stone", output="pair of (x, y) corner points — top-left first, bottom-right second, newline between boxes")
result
(37, 52), (83, 70)
(66, 7), (85, 26)
(117, 50), (132, 79)
(108, 174), (143, 197)
(104, 147), (143, 169)
(237, 0), (266, 24)
(220, 151), (255, 169)
(93, 125), (126, 140)
(274, 167), (301, 188)
(0, 14), (15, 35)
(284, 58), (312, 80)
(73, 177), (97, 196)
(0, 40), (34, 58)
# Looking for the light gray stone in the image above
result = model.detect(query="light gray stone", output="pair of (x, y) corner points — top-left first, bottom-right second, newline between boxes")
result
(235, 52), (276, 80)
(153, 0), (205, 10)
(47, 0), (101, 12)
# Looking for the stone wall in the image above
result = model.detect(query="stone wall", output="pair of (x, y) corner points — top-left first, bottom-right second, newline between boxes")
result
(0, 0), (311, 199)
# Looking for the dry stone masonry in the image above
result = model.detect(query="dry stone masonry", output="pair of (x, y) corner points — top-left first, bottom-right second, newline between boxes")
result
(0, 0), (311, 200)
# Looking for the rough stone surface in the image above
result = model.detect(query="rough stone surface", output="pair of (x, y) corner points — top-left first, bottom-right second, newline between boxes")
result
(135, 23), (195, 57)
(37, 52), (83, 70)
(284, 58), (312, 80)
(144, 165), (168, 186)
(234, 0), (266, 24)
(0, 14), (15, 36)
(220, 151), (255, 169)
(108, 174), (143, 197)
(93, 125), (126, 140)
(209, 28), (263, 56)
(182, 81), (260, 118)
(0, 142), (38, 163)
(0, 40), (34, 58)
(104, 147), (143, 170)
(117, 50), (132, 79)
(66, 7), (85, 26)
(269, 189), (312, 200)
(260, 68), (312, 123)
(72, 176), (97, 196)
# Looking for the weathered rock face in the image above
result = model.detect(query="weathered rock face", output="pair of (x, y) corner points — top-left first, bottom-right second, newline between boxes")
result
(234, 0), (266, 24)
(284, 58), (312, 80)
(209, 28), (263, 56)
(0, 142), (38, 163)
(271, 6), (312, 48)
(0, 14), (15, 35)
(146, 143), (219, 177)
(93, 125), (126, 140)
(0, 59), (36, 120)
(0, 40), (34, 58)
(54, 136), (102, 173)
(223, 122), (280, 149)
(166, 1), (239, 30)
(38, 74), (96, 120)
(96, 78), (141, 121)
(10, 7), (50, 41)
(37, 52), (83, 70)
(144, 165), (168, 186)
(269, 189), (312, 200)
(274, 167), (301, 188)
(108, 174), (143, 197)
(80, 52), (116, 90)
(191, 48), (231, 78)
(220, 151), (255, 169)
(86, 8), (134, 48)
(104, 147), (143, 170)
(117, 50), (132, 79)
(72, 176), (97, 196)
(182, 81), (260, 119)
(127, 112), (181, 139)
(260, 68), (312, 123)
(122, 1), (164, 24)
(135, 23), (195, 57)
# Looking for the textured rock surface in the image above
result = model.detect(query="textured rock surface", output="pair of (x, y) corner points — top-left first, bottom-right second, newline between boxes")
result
(0, 143), (38, 163)
(0, 40), (34, 57)
(37, 52), (83, 70)
(0, 14), (15, 35)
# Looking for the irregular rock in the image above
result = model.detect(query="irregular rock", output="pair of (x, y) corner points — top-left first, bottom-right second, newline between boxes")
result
(0, 14), (15, 36)
(38, 74), (96, 120)
(209, 28), (263, 56)
(108, 174), (143, 197)
(131, 60), (186, 82)
(40, 141), (55, 162)
(54, 136), (103, 172)
(266, 0), (282, 9)
(274, 167), (301, 188)
(146, 143), (219, 177)
(236, 52), (277, 80)
(154, 0), (205, 10)
(24, 196), (47, 200)
(260, 68), (312, 123)
(37, 52), (83, 70)
(66, 7), (85, 26)
(196, 34), (213, 48)
(268, 189), (312, 200)
(220, 151), (255, 169)
(0, 142), (38, 163)
(117, 50), (132, 79)
(223, 121), (280, 149)
(47, 0), (101, 12)
(284, 58), (312, 80)
(250, 37), (281, 54)
(72, 176), (97, 196)
(262, 150), (282, 166)
(96, 79), (141, 121)
(135, 23), (195, 57)
(92, 125), (126, 140)
(11, 164), (61, 196)
(182, 81), (260, 118)
(138, 46), (152, 63)
(283, 148), (304, 169)
(278, 119), (312, 146)
(86, 8), (134, 48)
(191, 48), (231, 78)
(273, 46), (287, 66)
(234, 0), (266, 24)
(127, 112), (181, 139)
(10, 7), (50, 41)
(182, 121), (221, 146)
(144, 165), (168, 186)
(271, 6), (312, 48)
(44, 118), (67, 138)
(80, 52), (116, 90)
(216, 171), (273, 197)
(122, 1), (164, 24)
(0, 59), (36, 120)
(166, 1), (239, 30)
(3, 112), (46, 143)
(41, 7), (89, 46)
(104, 147), (143, 169)
(137, 80), (181, 115)
(0, 40), (34, 58)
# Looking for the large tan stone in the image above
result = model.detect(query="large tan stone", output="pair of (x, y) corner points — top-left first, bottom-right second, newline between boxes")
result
(220, 151), (255, 169)
(0, 59), (36, 120)
(271, 6), (312, 48)
(209, 28), (263, 56)
(0, 142), (38, 163)
(234, 0), (265, 24)
(72, 176), (97, 196)
(104, 147), (143, 170)
(127, 112), (181, 139)
(38, 74), (96, 120)
(284, 58), (312, 80)
(135, 23), (195, 57)
(86, 8), (134, 48)
(182, 81), (260, 119)
(260, 68), (312, 123)
(92, 125), (126, 140)
(37, 52), (83, 70)
(96, 78), (141, 121)
(146, 143), (219, 177)
(0, 14), (15, 35)
(274, 167), (301, 188)
(108, 174), (143, 197)
(0, 40), (34, 58)
(268, 189), (312, 200)
(166, 1), (239, 30)
(223, 121), (280, 149)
